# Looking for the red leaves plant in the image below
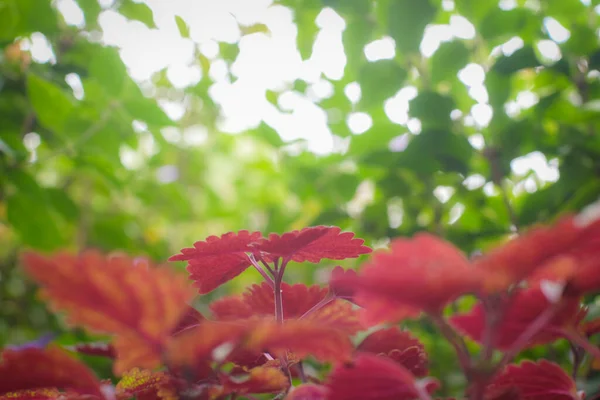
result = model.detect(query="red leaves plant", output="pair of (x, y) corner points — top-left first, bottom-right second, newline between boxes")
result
(11, 212), (600, 399)
(171, 226), (371, 294)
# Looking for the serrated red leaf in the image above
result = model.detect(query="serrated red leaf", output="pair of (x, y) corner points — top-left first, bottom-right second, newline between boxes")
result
(22, 250), (195, 375)
(170, 230), (263, 294)
(339, 234), (481, 323)
(0, 346), (102, 397)
(285, 384), (329, 400)
(450, 288), (583, 350)
(357, 327), (428, 377)
(256, 226), (371, 263)
(486, 360), (580, 400)
(246, 320), (353, 363)
(476, 216), (600, 293)
(220, 366), (289, 395)
(325, 353), (425, 400)
(116, 368), (177, 400)
(211, 282), (328, 320)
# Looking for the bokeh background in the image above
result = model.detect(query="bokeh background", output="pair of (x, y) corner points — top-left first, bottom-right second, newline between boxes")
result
(2, 0), (600, 394)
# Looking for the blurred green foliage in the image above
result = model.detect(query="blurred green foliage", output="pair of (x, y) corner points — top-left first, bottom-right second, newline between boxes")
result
(2, 0), (600, 394)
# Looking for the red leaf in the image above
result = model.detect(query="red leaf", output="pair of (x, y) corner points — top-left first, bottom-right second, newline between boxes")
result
(285, 384), (329, 400)
(171, 306), (206, 335)
(303, 299), (364, 335)
(326, 353), (425, 400)
(256, 226), (371, 263)
(476, 216), (600, 293)
(357, 327), (428, 377)
(170, 230), (263, 294)
(486, 360), (580, 400)
(211, 283), (328, 320)
(341, 234), (480, 323)
(246, 320), (353, 363)
(329, 266), (358, 301)
(451, 288), (583, 350)
(0, 346), (102, 397)
(22, 250), (195, 375)
(220, 366), (289, 395)
(116, 368), (177, 400)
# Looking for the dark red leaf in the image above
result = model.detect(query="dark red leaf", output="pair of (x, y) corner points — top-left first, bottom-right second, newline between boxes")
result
(357, 327), (428, 377)
(170, 230), (263, 294)
(0, 346), (102, 397)
(451, 288), (583, 350)
(256, 226), (371, 264)
(486, 360), (580, 400)
(326, 353), (425, 400)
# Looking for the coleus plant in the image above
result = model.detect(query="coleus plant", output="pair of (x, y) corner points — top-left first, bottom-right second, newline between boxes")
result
(3, 208), (600, 400)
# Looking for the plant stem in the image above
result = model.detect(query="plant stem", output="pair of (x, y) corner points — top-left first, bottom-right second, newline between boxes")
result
(299, 294), (335, 320)
(274, 275), (284, 324)
(496, 304), (558, 372)
(430, 314), (472, 375)
(248, 254), (274, 288)
(562, 329), (600, 362)
(260, 258), (276, 276)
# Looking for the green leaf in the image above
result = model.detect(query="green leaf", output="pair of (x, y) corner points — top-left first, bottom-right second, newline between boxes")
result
(342, 18), (374, 77)
(564, 25), (598, 56)
(486, 71), (511, 109)
(388, 0), (437, 54)
(323, 0), (371, 15)
(46, 188), (80, 222)
(430, 40), (470, 84)
(401, 129), (473, 175)
(174, 15), (190, 38)
(74, 0), (102, 28)
(296, 7), (320, 60)
(121, 80), (173, 127)
(492, 46), (540, 75)
(544, 0), (587, 26)
(479, 8), (540, 45)
(248, 122), (283, 147)
(409, 91), (455, 129)
(0, 0), (19, 40)
(118, 0), (156, 29)
(6, 192), (66, 250)
(89, 46), (127, 96)
(454, 0), (495, 24)
(358, 60), (407, 109)
(27, 74), (75, 133)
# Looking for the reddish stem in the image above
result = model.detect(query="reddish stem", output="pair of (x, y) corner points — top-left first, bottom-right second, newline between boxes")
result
(561, 329), (600, 361)
(430, 314), (472, 375)
(496, 303), (558, 372)
(248, 254), (274, 288)
(299, 294), (335, 320)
